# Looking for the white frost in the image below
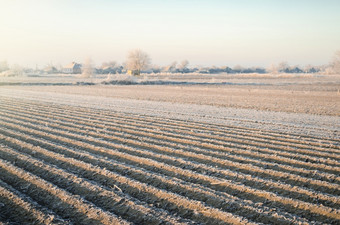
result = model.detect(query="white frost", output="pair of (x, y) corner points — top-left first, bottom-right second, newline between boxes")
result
(0, 88), (339, 139)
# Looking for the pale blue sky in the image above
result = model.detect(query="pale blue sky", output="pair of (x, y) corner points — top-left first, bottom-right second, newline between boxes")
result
(0, 0), (339, 67)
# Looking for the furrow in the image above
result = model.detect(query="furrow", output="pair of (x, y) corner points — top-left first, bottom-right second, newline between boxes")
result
(0, 158), (130, 225)
(1, 134), (310, 225)
(55, 108), (340, 156)
(115, 109), (340, 145)
(1, 126), (339, 223)
(2, 128), (322, 224)
(2, 106), (338, 186)
(2, 98), (339, 154)
(2, 97), (338, 150)
(0, 177), (65, 225)
(0, 134), (256, 225)
(2, 102), (338, 185)
(1, 114), (340, 196)
(0, 145), (191, 225)
(2, 103), (338, 164)
(44, 113), (340, 168)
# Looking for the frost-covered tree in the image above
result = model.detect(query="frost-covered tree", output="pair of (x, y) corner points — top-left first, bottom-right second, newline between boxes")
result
(178, 60), (189, 70)
(177, 60), (189, 73)
(101, 61), (117, 69)
(267, 61), (290, 73)
(81, 57), (94, 78)
(150, 64), (161, 73)
(126, 49), (151, 75)
(267, 64), (278, 74)
(277, 61), (289, 73)
(163, 61), (177, 72)
(10, 64), (24, 76)
(232, 65), (244, 73)
(100, 61), (119, 74)
(330, 50), (340, 74)
(0, 61), (9, 72)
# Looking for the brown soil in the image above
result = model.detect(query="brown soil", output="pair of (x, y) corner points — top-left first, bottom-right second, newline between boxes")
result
(0, 96), (339, 224)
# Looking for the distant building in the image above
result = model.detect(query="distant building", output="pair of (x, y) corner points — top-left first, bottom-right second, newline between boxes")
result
(62, 62), (82, 74)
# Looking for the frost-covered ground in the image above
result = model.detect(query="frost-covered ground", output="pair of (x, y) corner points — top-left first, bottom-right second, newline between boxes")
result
(1, 86), (339, 139)
(1, 73), (339, 87)
(1, 74), (340, 224)
(1, 73), (339, 138)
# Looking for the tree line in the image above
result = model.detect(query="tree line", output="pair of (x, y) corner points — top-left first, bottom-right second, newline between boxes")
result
(1, 49), (340, 76)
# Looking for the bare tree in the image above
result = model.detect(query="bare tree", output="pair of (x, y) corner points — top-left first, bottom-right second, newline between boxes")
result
(10, 64), (24, 76)
(82, 57), (94, 78)
(126, 49), (151, 75)
(0, 61), (9, 72)
(163, 61), (177, 72)
(267, 61), (289, 74)
(330, 50), (340, 74)
(267, 64), (278, 74)
(232, 65), (244, 73)
(101, 61), (117, 69)
(277, 61), (289, 73)
(304, 64), (314, 73)
(178, 60), (189, 72)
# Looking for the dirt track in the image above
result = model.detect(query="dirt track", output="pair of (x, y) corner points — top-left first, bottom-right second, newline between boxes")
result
(0, 90), (339, 224)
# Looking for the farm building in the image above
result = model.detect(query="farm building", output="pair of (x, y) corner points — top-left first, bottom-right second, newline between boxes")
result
(62, 62), (82, 74)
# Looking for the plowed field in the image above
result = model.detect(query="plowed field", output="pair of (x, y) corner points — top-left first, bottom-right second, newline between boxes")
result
(0, 85), (339, 224)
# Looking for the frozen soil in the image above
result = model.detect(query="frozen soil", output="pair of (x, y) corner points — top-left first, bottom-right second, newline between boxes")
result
(0, 75), (339, 224)
(2, 73), (339, 116)
(1, 78), (339, 139)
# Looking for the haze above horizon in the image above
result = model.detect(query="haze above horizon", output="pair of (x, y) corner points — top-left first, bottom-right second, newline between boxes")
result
(1, 0), (339, 68)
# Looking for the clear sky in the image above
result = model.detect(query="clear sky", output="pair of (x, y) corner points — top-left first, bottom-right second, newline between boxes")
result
(0, 0), (340, 68)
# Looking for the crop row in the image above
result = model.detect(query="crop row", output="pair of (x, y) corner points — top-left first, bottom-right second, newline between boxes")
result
(0, 97), (339, 224)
